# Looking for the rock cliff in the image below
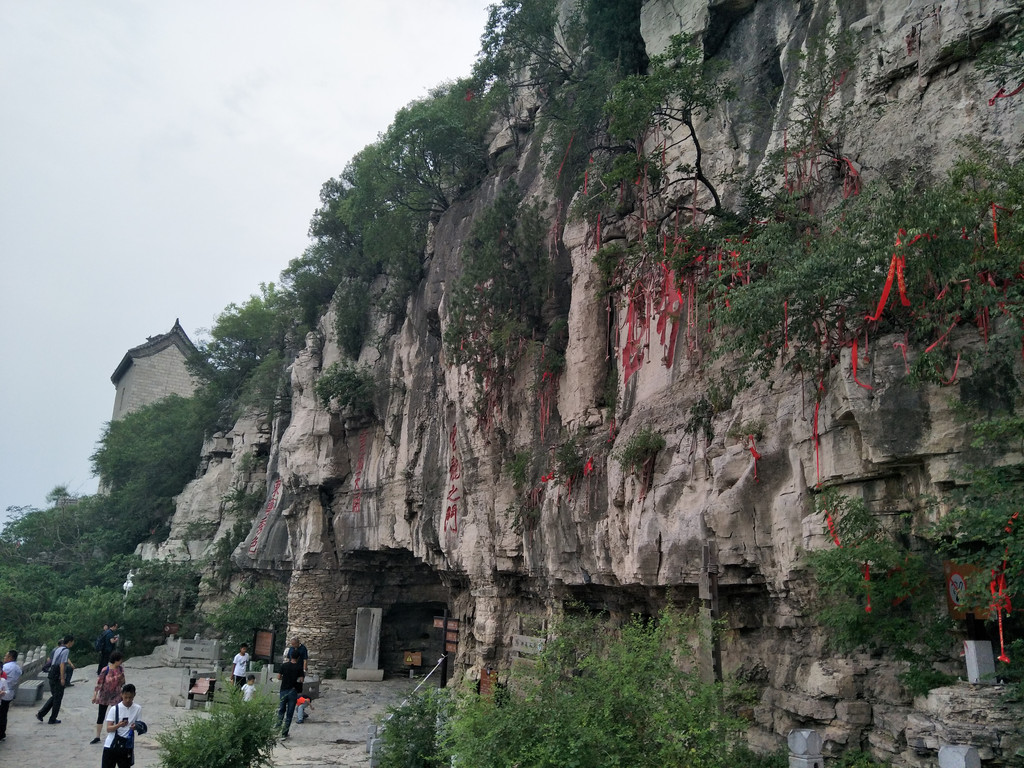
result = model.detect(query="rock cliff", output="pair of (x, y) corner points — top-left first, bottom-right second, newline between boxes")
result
(154, 0), (1024, 763)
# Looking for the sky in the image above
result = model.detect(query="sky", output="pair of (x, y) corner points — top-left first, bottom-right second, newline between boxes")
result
(0, 0), (492, 524)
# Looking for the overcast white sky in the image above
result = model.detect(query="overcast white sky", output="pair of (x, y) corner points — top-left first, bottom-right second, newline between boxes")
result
(0, 0), (492, 523)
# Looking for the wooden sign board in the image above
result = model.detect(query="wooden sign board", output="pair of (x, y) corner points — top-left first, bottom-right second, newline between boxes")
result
(253, 630), (276, 662)
(434, 617), (460, 630)
(446, 631), (459, 643)
(512, 634), (545, 655)
(403, 651), (422, 666)
(445, 642), (458, 653)
(944, 561), (990, 620)
(479, 667), (498, 697)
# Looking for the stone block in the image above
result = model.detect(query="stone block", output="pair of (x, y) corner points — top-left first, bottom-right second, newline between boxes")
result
(346, 668), (384, 681)
(12, 678), (45, 706)
(803, 660), (857, 699)
(964, 641), (996, 684)
(836, 700), (873, 725)
(778, 690), (837, 721)
(938, 745), (981, 768)
(301, 674), (320, 700)
(788, 757), (824, 768)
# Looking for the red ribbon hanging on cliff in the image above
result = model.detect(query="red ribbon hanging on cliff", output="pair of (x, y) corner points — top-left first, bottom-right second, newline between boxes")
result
(654, 263), (683, 368)
(863, 562), (872, 613)
(851, 335), (873, 391)
(747, 435), (761, 482)
(990, 511), (1019, 663)
(988, 82), (1024, 106)
(865, 232), (912, 323)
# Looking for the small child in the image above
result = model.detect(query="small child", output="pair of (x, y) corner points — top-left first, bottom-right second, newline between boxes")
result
(241, 674), (256, 702)
(295, 695), (313, 723)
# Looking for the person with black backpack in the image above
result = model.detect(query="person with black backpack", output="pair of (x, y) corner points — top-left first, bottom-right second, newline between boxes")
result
(37, 634), (74, 724)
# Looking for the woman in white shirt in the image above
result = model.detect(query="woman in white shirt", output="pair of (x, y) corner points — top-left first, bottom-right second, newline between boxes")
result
(102, 682), (141, 768)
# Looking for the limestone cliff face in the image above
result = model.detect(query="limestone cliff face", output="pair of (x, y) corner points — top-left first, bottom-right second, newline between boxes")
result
(163, 0), (1024, 763)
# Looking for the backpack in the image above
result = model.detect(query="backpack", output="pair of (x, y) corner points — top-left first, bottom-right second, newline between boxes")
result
(95, 635), (104, 652)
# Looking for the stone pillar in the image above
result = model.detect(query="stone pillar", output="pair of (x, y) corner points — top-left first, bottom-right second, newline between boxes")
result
(939, 745), (981, 768)
(346, 607), (384, 681)
(788, 729), (824, 768)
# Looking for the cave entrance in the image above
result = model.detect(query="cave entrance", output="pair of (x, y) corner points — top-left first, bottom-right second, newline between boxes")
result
(380, 601), (448, 675)
(337, 548), (450, 676)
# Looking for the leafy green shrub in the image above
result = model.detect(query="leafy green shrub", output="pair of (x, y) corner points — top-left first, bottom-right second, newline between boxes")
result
(157, 685), (279, 768)
(376, 686), (453, 768)
(602, 33), (733, 215)
(726, 419), (766, 442)
(554, 433), (585, 481)
(507, 500), (543, 534)
(616, 426), (666, 474)
(187, 284), (292, 431)
(207, 516), (256, 591)
(121, 560), (202, 651)
(807, 490), (953, 691)
(509, 450), (532, 490)
(314, 361), (375, 417)
(91, 395), (205, 547)
(442, 608), (757, 768)
(932, 413), (1024, 698)
(443, 184), (550, 419)
(718, 145), (1024, 385)
(206, 582), (288, 652)
(834, 750), (893, 768)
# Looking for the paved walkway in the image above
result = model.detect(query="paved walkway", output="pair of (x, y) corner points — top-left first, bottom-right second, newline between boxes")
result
(0, 654), (420, 767)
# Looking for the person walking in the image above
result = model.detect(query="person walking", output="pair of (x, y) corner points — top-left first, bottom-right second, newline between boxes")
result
(101, 682), (141, 768)
(91, 650), (125, 744)
(275, 653), (304, 739)
(0, 650), (22, 741)
(231, 643), (250, 687)
(37, 634), (74, 724)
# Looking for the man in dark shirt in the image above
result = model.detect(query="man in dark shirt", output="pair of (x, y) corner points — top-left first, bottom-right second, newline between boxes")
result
(284, 637), (308, 673)
(97, 622), (119, 675)
(276, 654), (304, 738)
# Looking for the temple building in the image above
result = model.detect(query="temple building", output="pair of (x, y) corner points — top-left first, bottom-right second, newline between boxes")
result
(110, 319), (197, 420)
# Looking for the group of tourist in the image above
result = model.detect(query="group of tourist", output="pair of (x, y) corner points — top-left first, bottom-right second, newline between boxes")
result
(233, 635), (312, 738)
(1, 630), (314, 762)
(0, 623), (145, 768)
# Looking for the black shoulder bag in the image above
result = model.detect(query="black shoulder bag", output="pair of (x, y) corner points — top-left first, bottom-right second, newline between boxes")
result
(111, 704), (132, 751)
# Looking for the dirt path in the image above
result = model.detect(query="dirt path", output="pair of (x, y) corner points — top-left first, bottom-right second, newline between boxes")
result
(0, 654), (420, 767)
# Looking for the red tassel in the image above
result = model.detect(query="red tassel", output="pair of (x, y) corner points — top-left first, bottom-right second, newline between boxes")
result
(864, 562), (872, 613)
(747, 435), (762, 482)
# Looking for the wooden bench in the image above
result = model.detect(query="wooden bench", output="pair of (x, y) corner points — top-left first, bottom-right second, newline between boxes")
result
(186, 677), (215, 710)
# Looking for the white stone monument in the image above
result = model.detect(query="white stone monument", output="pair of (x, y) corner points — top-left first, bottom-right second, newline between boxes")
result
(964, 640), (996, 684)
(346, 607), (384, 681)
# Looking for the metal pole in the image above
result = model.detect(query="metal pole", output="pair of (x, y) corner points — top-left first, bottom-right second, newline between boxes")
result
(439, 609), (449, 689)
(701, 541), (723, 683)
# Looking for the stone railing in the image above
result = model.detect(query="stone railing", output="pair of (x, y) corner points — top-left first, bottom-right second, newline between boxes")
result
(15, 644), (49, 680)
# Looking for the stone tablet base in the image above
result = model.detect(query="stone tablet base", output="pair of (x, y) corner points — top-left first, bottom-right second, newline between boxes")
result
(346, 668), (384, 681)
